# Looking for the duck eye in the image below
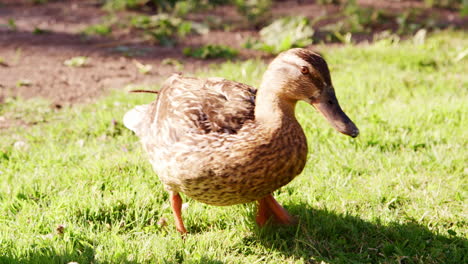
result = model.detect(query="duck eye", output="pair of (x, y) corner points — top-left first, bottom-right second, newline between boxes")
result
(300, 66), (309, 75)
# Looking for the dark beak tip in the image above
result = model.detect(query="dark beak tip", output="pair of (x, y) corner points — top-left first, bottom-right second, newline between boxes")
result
(341, 127), (359, 138)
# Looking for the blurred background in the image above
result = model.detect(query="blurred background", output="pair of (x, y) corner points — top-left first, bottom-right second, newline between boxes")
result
(0, 0), (466, 106)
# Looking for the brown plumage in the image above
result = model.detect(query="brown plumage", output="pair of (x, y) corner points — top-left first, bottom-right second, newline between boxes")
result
(124, 48), (359, 233)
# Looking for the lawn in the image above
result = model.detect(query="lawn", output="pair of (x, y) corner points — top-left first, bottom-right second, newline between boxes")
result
(0, 30), (466, 263)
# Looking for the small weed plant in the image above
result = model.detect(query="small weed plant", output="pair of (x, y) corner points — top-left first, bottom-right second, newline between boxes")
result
(83, 24), (112, 36)
(183, 45), (238, 59)
(245, 16), (314, 54)
(131, 14), (207, 46)
(234, 0), (272, 27)
(63, 56), (89, 67)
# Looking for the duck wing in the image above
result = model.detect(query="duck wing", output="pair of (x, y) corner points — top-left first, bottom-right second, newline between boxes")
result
(124, 74), (256, 139)
(196, 77), (256, 134)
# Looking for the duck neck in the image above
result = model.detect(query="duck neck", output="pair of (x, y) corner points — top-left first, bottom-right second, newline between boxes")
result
(254, 88), (298, 130)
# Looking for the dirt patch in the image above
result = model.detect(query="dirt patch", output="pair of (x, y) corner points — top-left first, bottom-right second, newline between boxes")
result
(0, 1), (262, 106)
(0, 1), (212, 105)
(0, 0), (465, 107)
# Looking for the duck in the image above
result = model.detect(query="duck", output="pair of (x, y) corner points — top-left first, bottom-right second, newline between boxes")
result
(123, 48), (359, 234)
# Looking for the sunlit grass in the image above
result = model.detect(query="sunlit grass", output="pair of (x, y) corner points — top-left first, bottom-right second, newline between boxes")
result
(0, 30), (467, 263)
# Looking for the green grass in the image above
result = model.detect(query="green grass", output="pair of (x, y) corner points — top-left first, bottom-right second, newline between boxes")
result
(0, 30), (467, 263)
(183, 45), (239, 59)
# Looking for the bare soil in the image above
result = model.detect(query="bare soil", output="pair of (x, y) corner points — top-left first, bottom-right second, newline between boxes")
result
(0, 0), (465, 108)
(0, 1), (212, 105)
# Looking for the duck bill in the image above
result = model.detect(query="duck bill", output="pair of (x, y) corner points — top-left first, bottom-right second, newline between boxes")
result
(310, 89), (359, 138)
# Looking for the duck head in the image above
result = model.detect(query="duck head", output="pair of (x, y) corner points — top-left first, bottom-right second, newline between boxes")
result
(259, 48), (359, 138)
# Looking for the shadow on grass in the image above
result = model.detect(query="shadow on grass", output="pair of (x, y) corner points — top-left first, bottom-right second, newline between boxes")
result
(249, 202), (467, 264)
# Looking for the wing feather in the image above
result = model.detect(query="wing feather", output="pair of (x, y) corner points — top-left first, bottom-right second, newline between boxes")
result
(155, 75), (256, 135)
(124, 74), (257, 141)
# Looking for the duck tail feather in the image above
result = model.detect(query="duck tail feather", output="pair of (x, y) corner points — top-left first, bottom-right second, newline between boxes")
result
(129, 89), (159, 94)
(123, 104), (150, 135)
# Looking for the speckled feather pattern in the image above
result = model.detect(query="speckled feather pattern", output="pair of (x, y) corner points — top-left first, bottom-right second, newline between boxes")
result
(128, 73), (308, 206)
(122, 48), (348, 206)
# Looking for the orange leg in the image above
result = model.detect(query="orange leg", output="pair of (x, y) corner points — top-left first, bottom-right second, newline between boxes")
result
(256, 197), (274, 226)
(256, 194), (296, 226)
(170, 192), (187, 234)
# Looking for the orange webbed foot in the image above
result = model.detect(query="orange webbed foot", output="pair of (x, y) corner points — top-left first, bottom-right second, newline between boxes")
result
(256, 194), (296, 226)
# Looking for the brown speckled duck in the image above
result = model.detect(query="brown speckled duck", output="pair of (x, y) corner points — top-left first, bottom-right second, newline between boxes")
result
(124, 48), (359, 234)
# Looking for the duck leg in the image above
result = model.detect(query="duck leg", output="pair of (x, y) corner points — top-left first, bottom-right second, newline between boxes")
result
(256, 197), (274, 226)
(256, 194), (296, 226)
(170, 192), (187, 234)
